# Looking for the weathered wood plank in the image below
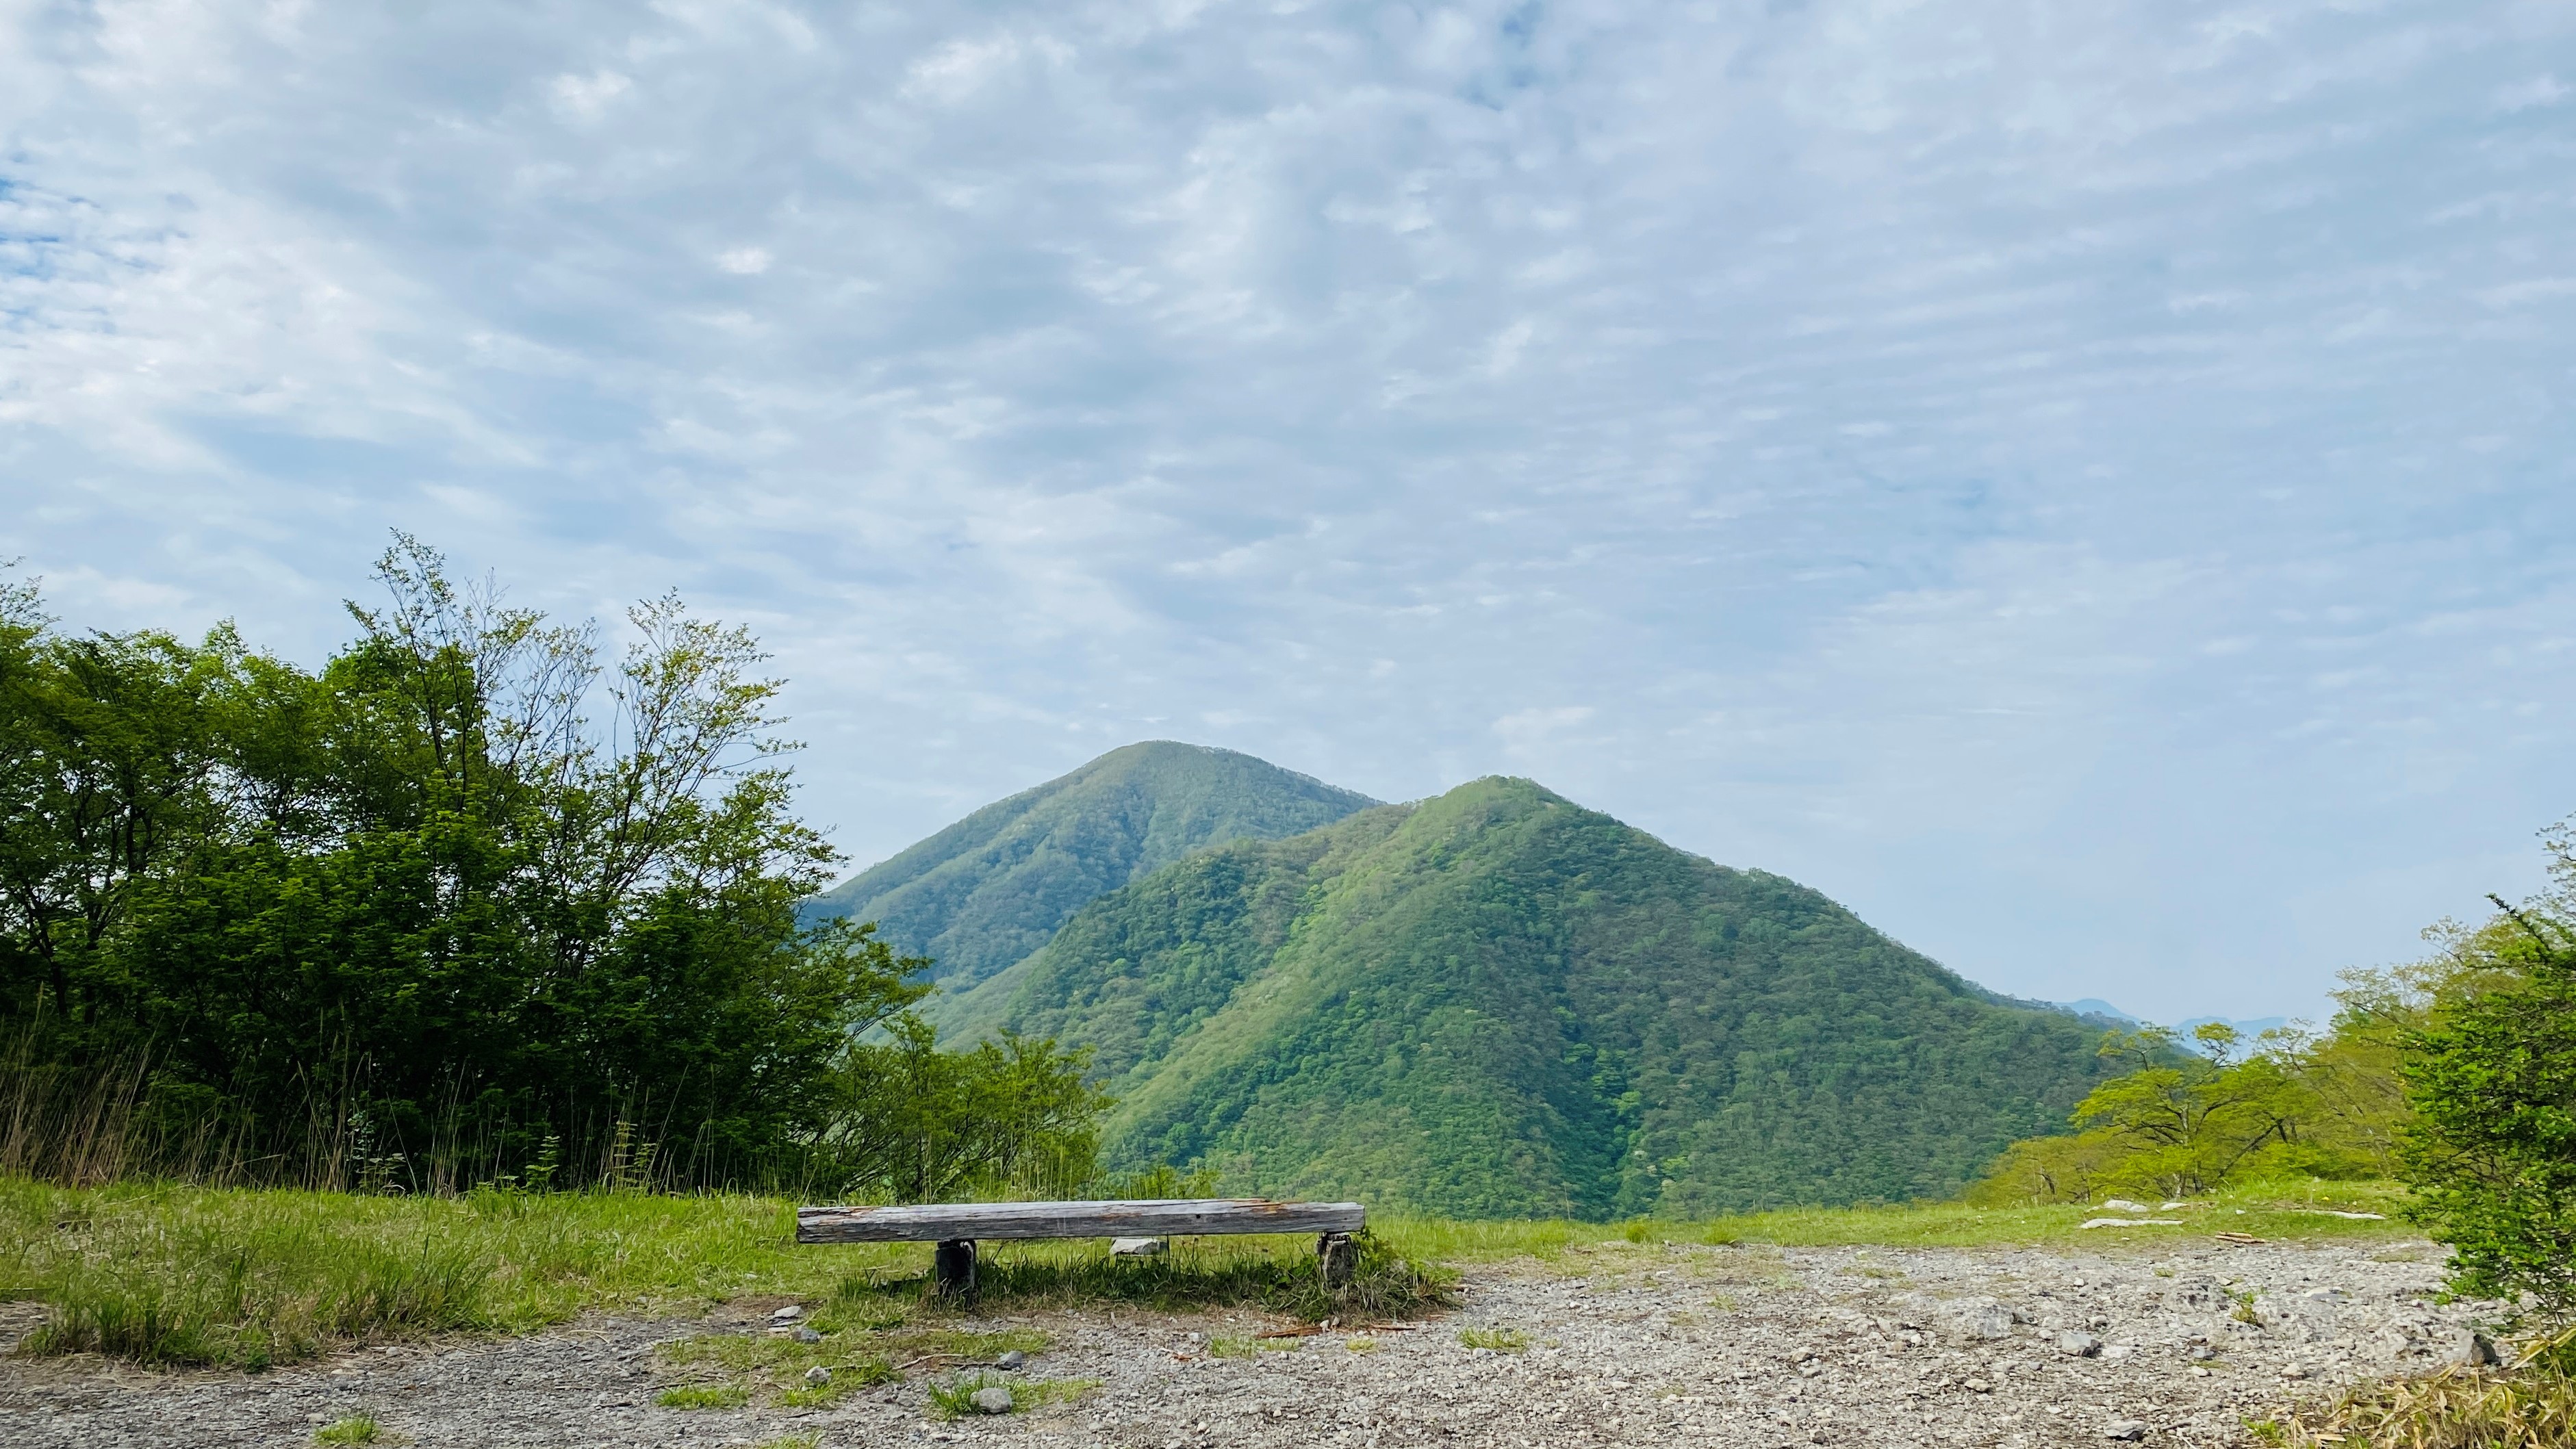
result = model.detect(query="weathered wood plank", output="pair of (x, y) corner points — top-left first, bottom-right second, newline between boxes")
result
(795, 1198), (1366, 1244)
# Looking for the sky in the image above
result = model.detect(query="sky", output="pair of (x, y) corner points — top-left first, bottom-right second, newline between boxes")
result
(5, 0), (2573, 1025)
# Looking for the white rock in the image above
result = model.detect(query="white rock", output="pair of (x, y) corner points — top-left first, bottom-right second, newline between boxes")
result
(996, 1350), (1027, 1370)
(2101, 1199), (2154, 1214)
(769, 1305), (803, 1321)
(804, 1366), (831, 1387)
(2058, 1332), (2102, 1357)
(2103, 1419), (2150, 1441)
(2080, 1218), (2183, 1229)
(1112, 1237), (1168, 1257)
(971, 1385), (1014, 1415)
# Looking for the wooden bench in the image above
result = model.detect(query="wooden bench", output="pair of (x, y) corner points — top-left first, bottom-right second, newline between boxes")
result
(796, 1197), (1366, 1295)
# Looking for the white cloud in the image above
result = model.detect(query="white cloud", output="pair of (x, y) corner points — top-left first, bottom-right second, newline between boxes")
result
(2492, 74), (2568, 112)
(548, 69), (632, 120)
(3, 0), (2573, 1023)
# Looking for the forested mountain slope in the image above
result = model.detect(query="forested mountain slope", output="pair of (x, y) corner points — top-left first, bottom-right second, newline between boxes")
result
(930, 777), (2117, 1218)
(806, 741), (1377, 986)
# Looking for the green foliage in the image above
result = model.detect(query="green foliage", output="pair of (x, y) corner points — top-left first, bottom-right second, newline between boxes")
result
(1971, 1023), (2390, 1203)
(821, 1016), (1106, 1203)
(939, 778), (2119, 1217)
(0, 546), (1102, 1195)
(2399, 899), (2576, 1329)
(811, 741), (1376, 988)
(314, 1415), (381, 1445)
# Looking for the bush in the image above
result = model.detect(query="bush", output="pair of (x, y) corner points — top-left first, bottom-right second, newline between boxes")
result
(2399, 904), (2576, 1329)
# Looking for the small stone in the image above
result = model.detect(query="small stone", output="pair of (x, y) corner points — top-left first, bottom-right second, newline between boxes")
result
(2186, 1343), (2216, 1361)
(996, 1350), (1027, 1370)
(2102, 1419), (2150, 1441)
(794, 1328), (822, 1344)
(2189, 1366), (2211, 1378)
(2443, 1329), (2500, 1368)
(1966, 1378), (1993, 1394)
(769, 1304), (803, 1321)
(2102, 1199), (2152, 1214)
(805, 1365), (832, 1387)
(2281, 1365), (2310, 1381)
(2058, 1331), (2102, 1357)
(971, 1385), (1014, 1415)
(1112, 1237), (1168, 1257)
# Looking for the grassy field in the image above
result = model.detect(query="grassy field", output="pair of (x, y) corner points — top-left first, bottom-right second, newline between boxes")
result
(0, 1175), (2416, 1370)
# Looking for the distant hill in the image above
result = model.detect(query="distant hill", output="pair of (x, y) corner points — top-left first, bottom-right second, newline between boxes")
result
(928, 776), (2120, 1218)
(2051, 1000), (2295, 1053)
(806, 742), (1378, 986)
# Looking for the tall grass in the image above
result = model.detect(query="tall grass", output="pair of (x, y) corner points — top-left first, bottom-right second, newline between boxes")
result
(0, 1179), (1452, 1368)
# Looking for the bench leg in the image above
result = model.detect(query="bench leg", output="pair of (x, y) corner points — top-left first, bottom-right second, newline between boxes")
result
(934, 1238), (978, 1298)
(1317, 1231), (1355, 1287)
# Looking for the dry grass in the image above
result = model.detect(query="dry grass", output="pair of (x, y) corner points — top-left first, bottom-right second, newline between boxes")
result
(2258, 1365), (2576, 1448)
(2258, 1329), (2576, 1449)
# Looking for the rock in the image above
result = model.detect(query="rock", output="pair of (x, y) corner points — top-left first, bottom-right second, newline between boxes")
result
(997, 1350), (1027, 1370)
(804, 1366), (831, 1387)
(971, 1385), (1014, 1415)
(2186, 1343), (2216, 1361)
(2103, 1419), (2150, 1440)
(2443, 1329), (2500, 1368)
(769, 1305), (802, 1322)
(1956, 1300), (2015, 1340)
(2081, 1218), (2184, 1229)
(2058, 1331), (2102, 1357)
(1112, 1237), (1168, 1257)
(793, 1328), (822, 1344)
(2281, 1365), (2310, 1380)
(2102, 1199), (2153, 1214)
(2102, 1344), (2134, 1361)
(1965, 1378), (1993, 1394)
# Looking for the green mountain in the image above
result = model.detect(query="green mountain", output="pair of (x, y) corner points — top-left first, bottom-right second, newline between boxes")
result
(808, 742), (1378, 986)
(929, 776), (2117, 1219)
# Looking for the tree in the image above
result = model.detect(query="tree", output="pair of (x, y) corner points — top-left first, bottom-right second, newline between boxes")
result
(0, 543), (1108, 1196)
(2399, 897), (2576, 1329)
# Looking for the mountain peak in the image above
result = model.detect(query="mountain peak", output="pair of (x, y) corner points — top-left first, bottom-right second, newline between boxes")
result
(808, 742), (1378, 985)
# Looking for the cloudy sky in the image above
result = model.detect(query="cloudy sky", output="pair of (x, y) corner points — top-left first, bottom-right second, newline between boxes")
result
(6, 0), (2573, 1023)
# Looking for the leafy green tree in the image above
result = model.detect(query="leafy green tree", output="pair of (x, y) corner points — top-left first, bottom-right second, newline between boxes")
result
(823, 1018), (1108, 1203)
(2399, 898), (2576, 1328)
(0, 544), (1106, 1196)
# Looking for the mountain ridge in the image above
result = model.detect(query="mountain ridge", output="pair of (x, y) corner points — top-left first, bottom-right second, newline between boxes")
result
(926, 773), (2118, 1218)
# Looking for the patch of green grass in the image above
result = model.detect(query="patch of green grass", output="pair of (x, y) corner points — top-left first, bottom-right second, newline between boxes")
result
(1344, 1335), (1379, 1352)
(655, 1383), (748, 1409)
(0, 1177), (924, 1370)
(1372, 1179), (2415, 1261)
(314, 1414), (380, 1445)
(926, 1370), (1101, 1418)
(874, 1325), (1049, 1360)
(1459, 1326), (1531, 1352)
(1206, 1333), (1258, 1359)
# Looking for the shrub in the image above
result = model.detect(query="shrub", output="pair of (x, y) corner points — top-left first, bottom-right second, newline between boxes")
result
(2399, 904), (2576, 1328)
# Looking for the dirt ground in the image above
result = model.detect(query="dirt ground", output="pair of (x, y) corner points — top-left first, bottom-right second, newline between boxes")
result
(0, 1231), (2481, 1448)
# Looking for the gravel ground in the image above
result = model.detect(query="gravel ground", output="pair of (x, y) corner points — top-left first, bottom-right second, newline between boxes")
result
(0, 1232), (2482, 1448)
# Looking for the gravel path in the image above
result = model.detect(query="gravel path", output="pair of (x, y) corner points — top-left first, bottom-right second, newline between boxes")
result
(0, 1233), (2481, 1448)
